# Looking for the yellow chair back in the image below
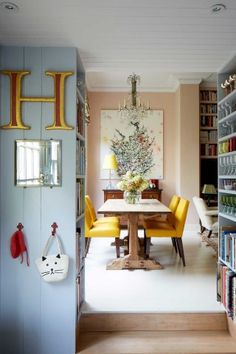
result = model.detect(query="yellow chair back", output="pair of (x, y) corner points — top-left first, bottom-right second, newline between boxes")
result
(173, 198), (190, 236)
(169, 195), (180, 213)
(85, 195), (97, 223)
(85, 204), (93, 237)
(167, 194), (180, 224)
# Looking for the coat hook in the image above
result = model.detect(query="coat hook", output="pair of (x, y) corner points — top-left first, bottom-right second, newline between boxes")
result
(51, 222), (58, 236)
(17, 223), (24, 231)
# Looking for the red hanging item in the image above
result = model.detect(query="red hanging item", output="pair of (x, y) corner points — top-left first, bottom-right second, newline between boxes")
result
(10, 223), (29, 266)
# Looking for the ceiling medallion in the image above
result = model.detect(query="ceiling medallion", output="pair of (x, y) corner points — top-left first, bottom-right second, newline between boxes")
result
(0, 2), (19, 13)
(211, 3), (226, 14)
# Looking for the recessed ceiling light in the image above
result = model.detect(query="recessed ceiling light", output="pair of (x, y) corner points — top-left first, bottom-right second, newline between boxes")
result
(211, 3), (226, 14)
(0, 2), (19, 13)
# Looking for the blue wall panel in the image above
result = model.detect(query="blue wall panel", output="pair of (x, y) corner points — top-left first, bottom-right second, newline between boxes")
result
(0, 46), (78, 354)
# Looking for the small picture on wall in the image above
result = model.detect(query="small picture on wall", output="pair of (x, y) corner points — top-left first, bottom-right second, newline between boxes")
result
(100, 110), (163, 179)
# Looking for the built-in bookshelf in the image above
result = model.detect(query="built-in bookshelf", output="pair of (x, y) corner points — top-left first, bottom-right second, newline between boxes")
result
(199, 87), (218, 202)
(76, 77), (86, 318)
(200, 88), (218, 159)
(217, 56), (236, 322)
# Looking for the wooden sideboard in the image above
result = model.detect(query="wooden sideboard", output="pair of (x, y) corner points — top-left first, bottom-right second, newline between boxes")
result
(103, 188), (162, 227)
(103, 188), (162, 202)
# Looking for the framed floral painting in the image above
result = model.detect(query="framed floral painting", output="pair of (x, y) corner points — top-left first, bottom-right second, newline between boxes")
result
(100, 110), (163, 179)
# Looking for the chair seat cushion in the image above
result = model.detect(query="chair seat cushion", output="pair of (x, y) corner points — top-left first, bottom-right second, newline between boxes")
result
(145, 220), (177, 237)
(93, 216), (119, 225)
(87, 223), (120, 238)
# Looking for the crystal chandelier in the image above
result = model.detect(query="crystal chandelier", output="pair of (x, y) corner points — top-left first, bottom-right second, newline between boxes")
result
(119, 73), (151, 123)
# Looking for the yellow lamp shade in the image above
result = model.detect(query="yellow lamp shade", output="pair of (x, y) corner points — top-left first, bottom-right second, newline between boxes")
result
(103, 154), (118, 170)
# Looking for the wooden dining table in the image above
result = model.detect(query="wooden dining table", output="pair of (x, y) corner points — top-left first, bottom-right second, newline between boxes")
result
(97, 198), (171, 270)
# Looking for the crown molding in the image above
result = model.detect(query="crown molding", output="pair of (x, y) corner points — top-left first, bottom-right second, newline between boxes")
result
(86, 73), (212, 93)
(86, 76), (178, 93)
(86, 86), (178, 93)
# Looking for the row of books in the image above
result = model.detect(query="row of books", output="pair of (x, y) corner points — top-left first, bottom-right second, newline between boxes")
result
(200, 90), (217, 102)
(220, 229), (236, 270)
(200, 143), (217, 156)
(76, 141), (86, 175)
(217, 262), (236, 319)
(77, 100), (85, 136)
(200, 103), (217, 114)
(76, 180), (85, 216)
(200, 115), (218, 128)
(200, 130), (217, 143)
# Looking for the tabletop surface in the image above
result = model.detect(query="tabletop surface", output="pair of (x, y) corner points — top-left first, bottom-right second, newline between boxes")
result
(97, 198), (171, 214)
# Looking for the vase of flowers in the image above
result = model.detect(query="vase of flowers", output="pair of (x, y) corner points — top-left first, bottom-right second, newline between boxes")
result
(117, 171), (149, 204)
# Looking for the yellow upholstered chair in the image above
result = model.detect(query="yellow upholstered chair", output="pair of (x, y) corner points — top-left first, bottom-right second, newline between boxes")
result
(145, 194), (180, 224)
(155, 194), (180, 251)
(85, 202), (121, 258)
(85, 195), (119, 225)
(144, 198), (190, 266)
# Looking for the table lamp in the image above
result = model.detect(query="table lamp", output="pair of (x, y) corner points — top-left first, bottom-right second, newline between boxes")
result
(202, 184), (217, 206)
(103, 154), (118, 189)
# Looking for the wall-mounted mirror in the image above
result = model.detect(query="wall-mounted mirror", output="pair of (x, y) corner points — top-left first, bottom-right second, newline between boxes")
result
(15, 140), (62, 187)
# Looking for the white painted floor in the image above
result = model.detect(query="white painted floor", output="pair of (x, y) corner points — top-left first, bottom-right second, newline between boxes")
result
(83, 231), (223, 313)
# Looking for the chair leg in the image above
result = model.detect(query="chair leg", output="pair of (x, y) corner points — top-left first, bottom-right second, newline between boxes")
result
(144, 230), (151, 258)
(176, 238), (186, 266)
(115, 238), (120, 258)
(171, 237), (178, 253)
(144, 229), (146, 254)
(207, 230), (212, 238)
(85, 238), (91, 257)
(199, 220), (205, 234)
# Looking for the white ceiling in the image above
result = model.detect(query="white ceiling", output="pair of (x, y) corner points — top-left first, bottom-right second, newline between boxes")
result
(0, 0), (236, 91)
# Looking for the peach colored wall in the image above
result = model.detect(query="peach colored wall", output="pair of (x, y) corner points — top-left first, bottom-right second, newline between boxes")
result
(176, 84), (200, 226)
(87, 91), (178, 215)
(87, 87), (199, 227)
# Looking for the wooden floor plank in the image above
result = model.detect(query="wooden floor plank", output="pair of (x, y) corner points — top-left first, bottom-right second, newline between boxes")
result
(77, 330), (236, 354)
(80, 312), (227, 332)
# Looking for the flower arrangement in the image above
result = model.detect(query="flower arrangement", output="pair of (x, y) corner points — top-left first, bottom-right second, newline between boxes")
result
(117, 171), (149, 192)
(117, 171), (149, 204)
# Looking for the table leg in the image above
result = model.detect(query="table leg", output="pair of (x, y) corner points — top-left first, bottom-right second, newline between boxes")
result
(107, 213), (163, 270)
(127, 213), (139, 260)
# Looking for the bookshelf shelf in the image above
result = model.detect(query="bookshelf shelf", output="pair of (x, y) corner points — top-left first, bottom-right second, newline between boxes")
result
(219, 151), (236, 157)
(218, 110), (236, 124)
(76, 132), (85, 141)
(200, 113), (217, 117)
(76, 174), (86, 179)
(219, 132), (236, 142)
(76, 213), (85, 223)
(77, 88), (85, 105)
(200, 100), (217, 104)
(200, 140), (217, 144)
(219, 257), (236, 273)
(219, 175), (236, 179)
(200, 126), (217, 130)
(219, 189), (236, 195)
(200, 156), (217, 159)
(219, 213), (236, 222)
(218, 88), (236, 106)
